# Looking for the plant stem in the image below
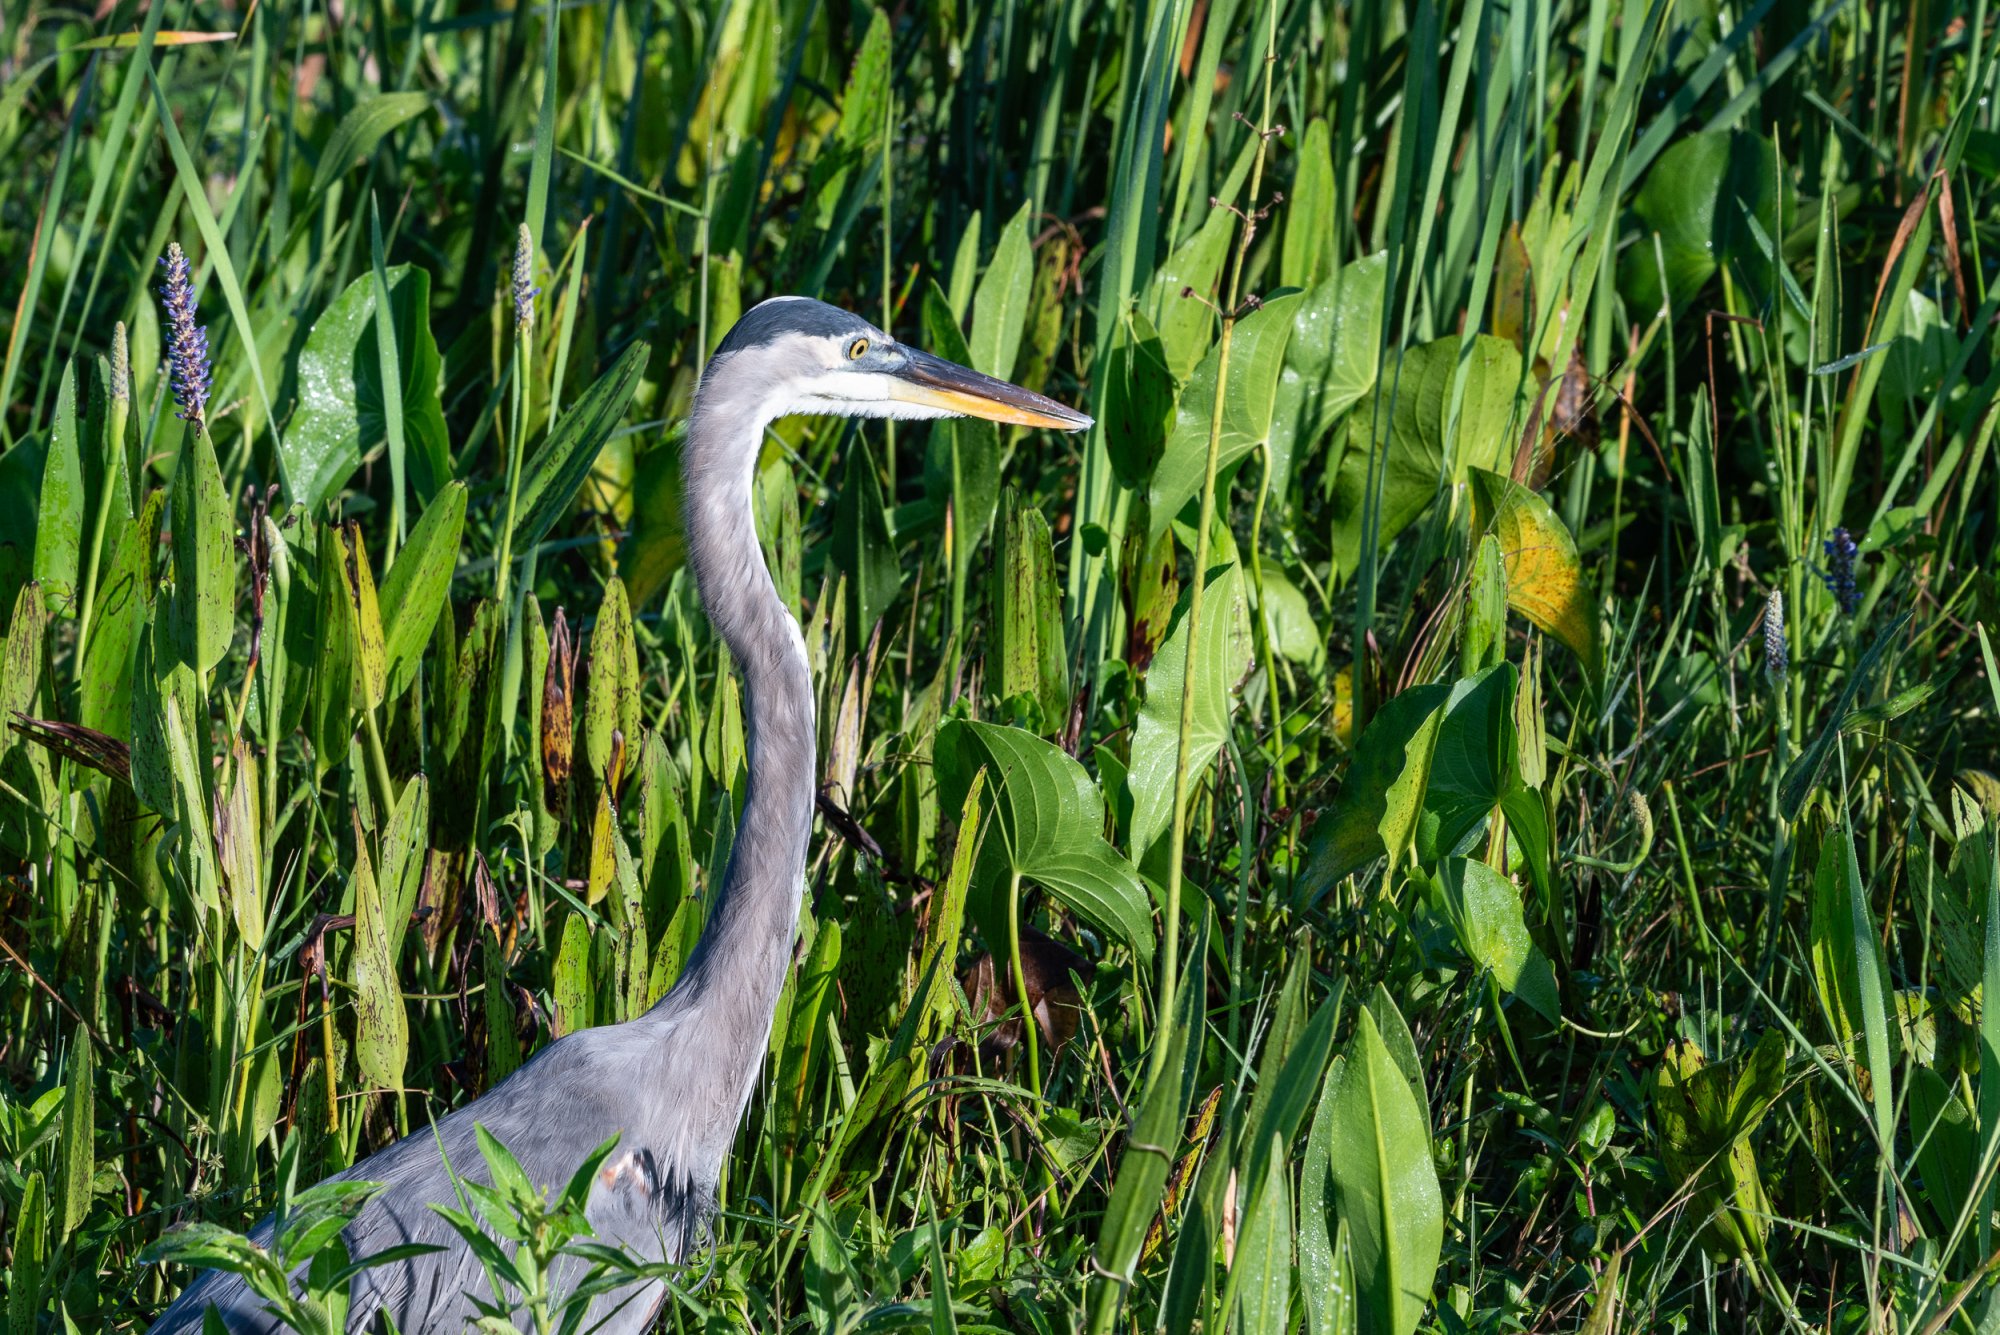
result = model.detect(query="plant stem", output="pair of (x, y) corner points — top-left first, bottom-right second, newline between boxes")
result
(1246, 442), (1287, 810)
(1007, 870), (1042, 1108)
(1156, 1), (1279, 1076)
(496, 337), (531, 613)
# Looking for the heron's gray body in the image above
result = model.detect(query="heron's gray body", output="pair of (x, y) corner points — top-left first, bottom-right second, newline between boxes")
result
(147, 297), (1086, 1334)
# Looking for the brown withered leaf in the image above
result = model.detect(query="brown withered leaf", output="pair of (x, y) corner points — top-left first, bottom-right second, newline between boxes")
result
(1142, 1085), (1223, 1262)
(9, 714), (131, 785)
(542, 607), (577, 822)
(962, 926), (1093, 1059)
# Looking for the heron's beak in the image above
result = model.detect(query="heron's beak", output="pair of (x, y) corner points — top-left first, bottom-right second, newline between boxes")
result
(887, 348), (1094, 431)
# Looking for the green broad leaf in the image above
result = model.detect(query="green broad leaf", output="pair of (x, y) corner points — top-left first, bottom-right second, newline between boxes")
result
(634, 729), (691, 940)
(831, 443), (901, 643)
(1684, 386), (1724, 575)
(378, 775), (429, 964)
(1269, 251), (1387, 492)
(349, 826), (407, 1097)
(1298, 683), (1452, 902)
(583, 576), (641, 792)
(1100, 309), (1176, 489)
(1813, 822), (1896, 1140)
(485, 935), (521, 1086)
(919, 771), (985, 1040)
(0, 583), (53, 819)
(1421, 664), (1519, 861)
(33, 360), (82, 609)
(9, 1171), (45, 1335)
(1148, 291), (1303, 543)
(1652, 1032), (1783, 1261)
(1300, 1059), (1358, 1335)
(1328, 1006), (1444, 1335)
(0, 434), (48, 620)
(309, 92), (431, 199)
(1243, 973), (1344, 1203)
(992, 490), (1068, 734)
(127, 620), (180, 820)
(1257, 559), (1325, 668)
(1434, 857), (1559, 1022)
(1378, 697), (1446, 875)
(834, 10), (892, 150)
(1460, 533), (1507, 675)
(342, 523), (389, 713)
(969, 201), (1034, 383)
(81, 489), (165, 741)
(378, 481), (465, 701)
(927, 1197), (960, 1335)
(1909, 1066), (1975, 1232)
(1126, 562), (1253, 859)
(1234, 1131), (1294, 1335)
(553, 912), (594, 1036)
(1283, 119), (1337, 290)
(1620, 131), (1793, 315)
(1146, 205), (1235, 382)
(275, 1180), (381, 1269)
(775, 918), (841, 1156)
(1468, 469), (1599, 681)
(1329, 334), (1521, 576)
(168, 422), (237, 674)
(1364, 984), (1429, 1144)
(285, 265), (450, 516)
(154, 630), (222, 916)
(310, 521), (358, 776)
(610, 803), (649, 1022)
(55, 1036), (92, 1244)
(936, 719), (1154, 962)
(512, 340), (650, 555)
(948, 211), (983, 322)
(216, 738), (265, 950)
(438, 599), (503, 854)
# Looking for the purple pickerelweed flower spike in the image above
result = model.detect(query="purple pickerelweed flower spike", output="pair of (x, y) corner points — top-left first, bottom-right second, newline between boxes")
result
(157, 242), (210, 432)
(1823, 527), (1860, 616)
(511, 224), (539, 334)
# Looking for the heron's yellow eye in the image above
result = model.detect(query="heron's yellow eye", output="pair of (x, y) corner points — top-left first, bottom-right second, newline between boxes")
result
(847, 337), (869, 360)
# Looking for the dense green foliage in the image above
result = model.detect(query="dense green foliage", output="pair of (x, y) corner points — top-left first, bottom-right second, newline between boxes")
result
(2, 0), (1999, 1330)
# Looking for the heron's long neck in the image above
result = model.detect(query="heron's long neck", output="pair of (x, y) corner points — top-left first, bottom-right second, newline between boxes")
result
(656, 371), (816, 1085)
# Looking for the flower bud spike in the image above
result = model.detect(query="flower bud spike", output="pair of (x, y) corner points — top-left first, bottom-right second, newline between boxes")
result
(157, 242), (210, 433)
(1763, 590), (1787, 682)
(511, 224), (540, 335)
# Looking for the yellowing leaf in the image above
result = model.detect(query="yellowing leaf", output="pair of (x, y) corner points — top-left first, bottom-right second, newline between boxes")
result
(1469, 468), (1599, 681)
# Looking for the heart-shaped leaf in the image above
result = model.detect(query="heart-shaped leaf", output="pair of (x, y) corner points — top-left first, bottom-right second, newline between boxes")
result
(1126, 561), (1254, 859)
(1148, 292), (1303, 543)
(936, 719), (1153, 962)
(1269, 251), (1386, 491)
(285, 264), (450, 516)
(1433, 857), (1559, 1021)
(1330, 334), (1520, 576)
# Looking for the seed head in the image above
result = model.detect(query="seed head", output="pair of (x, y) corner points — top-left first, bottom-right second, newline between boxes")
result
(111, 321), (130, 405)
(1822, 527), (1860, 616)
(511, 224), (539, 334)
(157, 242), (210, 431)
(1763, 589), (1787, 681)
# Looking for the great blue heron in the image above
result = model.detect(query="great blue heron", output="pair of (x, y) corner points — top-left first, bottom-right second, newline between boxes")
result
(150, 296), (1092, 1333)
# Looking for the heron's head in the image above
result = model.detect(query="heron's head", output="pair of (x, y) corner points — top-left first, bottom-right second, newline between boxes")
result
(707, 296), (1093, 432)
